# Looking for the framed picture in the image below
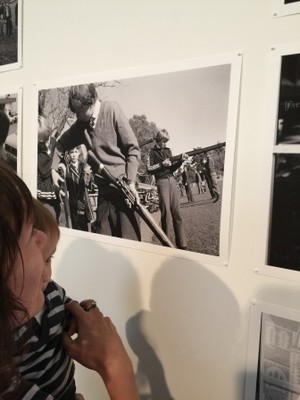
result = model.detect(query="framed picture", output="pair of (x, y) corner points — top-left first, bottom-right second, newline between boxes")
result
(0, 0), (22, 73)
(33, 52), (241, 264)
(255, 43), (300, 280)
(0, 86), (21, 175)
(244, 300), (300, 400)
(273, 0), (300, 17)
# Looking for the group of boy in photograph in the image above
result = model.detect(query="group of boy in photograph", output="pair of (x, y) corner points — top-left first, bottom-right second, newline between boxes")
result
(37, 83), (222, 250)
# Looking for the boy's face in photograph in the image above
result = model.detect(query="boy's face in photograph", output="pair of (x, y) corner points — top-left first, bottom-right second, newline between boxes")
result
(76, 105), (94, 122)
(156, 139), (168, 148)
(69, 148), (80, 163)
(38, 137), (50, 153)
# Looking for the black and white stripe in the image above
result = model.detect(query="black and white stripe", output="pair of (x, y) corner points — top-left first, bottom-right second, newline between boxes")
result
(6, 281), (76, 400)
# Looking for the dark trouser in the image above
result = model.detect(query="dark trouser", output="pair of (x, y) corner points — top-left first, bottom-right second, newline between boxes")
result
(6, 17), (12, 36)
(95, 186), (141, 241)
(157, 176), (187, 249)
(205, 172), (220, 198)
(185, 183), (194, 202)
(70, 209), (89, 232)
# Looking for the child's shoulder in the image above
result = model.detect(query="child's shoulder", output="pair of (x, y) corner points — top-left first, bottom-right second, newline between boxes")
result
(44, 280), (67, 303)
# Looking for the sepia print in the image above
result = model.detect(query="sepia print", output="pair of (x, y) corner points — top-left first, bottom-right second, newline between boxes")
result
(268, 154), (300, 270)
(267, 53), (300, 271)
(36, 56), (241, 259)
(276, 53), (300, 145)
(245, 302), (300, 400)
(0, 0), (21, 72)
(0, 91), (19, 173)
(273, 0), (300, 17)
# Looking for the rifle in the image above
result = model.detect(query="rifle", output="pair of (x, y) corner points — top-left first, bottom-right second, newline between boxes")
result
(87, 150), (175, 248)
(170, 142), (226, 163)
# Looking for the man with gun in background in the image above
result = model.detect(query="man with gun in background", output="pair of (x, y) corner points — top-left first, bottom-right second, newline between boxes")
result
(51, 83), (141, 242)
(201, 152), (221, 202)
(147, 129), (189, 250)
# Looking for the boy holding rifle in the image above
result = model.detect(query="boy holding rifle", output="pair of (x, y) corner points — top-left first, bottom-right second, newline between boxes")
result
(147, 129), (188, 250)
(51, 83), (141, 241)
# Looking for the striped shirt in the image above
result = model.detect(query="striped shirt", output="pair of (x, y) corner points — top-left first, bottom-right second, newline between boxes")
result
(5, 281), (76, 400)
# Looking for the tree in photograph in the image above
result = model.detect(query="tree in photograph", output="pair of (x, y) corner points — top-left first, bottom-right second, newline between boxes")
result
(129, 114), (158, 184)
(38, 81), (123, 138)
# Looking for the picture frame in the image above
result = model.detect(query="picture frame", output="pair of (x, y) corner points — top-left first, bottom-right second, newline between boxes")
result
(272, 0), (300, 17)
(255, 42), (300, 281)
(0, 0), (22, 73)
(33, 52), (242, 265)
(0, 85), (22, 175)
(244, 300), (300, 400)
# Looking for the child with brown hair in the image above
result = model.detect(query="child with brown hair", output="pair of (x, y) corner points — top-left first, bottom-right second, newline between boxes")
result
(8, 198), (77, 399)
(0, 161), (139, 400)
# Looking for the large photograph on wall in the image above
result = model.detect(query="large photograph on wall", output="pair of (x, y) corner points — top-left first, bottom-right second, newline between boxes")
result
(244, 301), (300, 400)
(0, 87), (20, 174)
(267, 52), (300, 271)
(0, 0), (22, 73)
(273, 0), (300, 17)
(36, 54), (241, 262)
(256, 44), (300, 280)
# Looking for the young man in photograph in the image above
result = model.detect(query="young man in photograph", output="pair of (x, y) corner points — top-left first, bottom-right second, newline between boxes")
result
(147, 128), (188, 249)
(201, 152), (221, 202)
(51, 83), (141, 241)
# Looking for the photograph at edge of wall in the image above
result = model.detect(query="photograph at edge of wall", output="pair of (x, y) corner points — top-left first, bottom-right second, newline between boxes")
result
(0, 0), (19, 68)
(0, 92), (18, 172)
(257, 313), (300, 400)
(284, 0), (300, 4)
(268, 53), (300, 270)
(276, 53), (300, 145)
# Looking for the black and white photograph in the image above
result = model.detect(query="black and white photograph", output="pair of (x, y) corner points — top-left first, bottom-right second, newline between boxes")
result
(0, 90), (19, 173)
(276, 53), (300, 144)
(0, 0), (21, 72)
(268, 153), (300, 270)
(255, 46), (300, 280)
(273, 0), (300, 17)
(257, 313), (300, 400)
(245, 301), (300, 400)
(36, 56), (241, 260)
(266, 52), (300, 271)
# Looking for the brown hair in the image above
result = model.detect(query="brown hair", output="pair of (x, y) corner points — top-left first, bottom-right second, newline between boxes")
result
(155, 128), (170, 143)
(0, 162), (34, 390)
(68, 83), (97, 115)
(38, 115), (53, 142)
(32, 198), (60, 242)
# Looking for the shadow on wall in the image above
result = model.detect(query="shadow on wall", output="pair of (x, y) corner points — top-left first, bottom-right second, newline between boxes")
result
(53, 236), (254, 399)
(126, 259), (242, 400)
(126, 311), (174, 400)
(53, 237), (142, 397)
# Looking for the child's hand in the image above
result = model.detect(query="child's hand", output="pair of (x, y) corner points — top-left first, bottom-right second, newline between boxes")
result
(77, 200), (85, 211)
(52, 169), (64, 187)
(62, 301), (139, 400)
(162, 158), (172, 167)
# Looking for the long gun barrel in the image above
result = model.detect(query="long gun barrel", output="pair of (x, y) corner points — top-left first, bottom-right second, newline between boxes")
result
(87, 150), (175, 248)
(170, 142), (226, 163)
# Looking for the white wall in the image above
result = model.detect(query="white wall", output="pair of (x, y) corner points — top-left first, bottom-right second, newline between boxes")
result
(3, 0), (300, 399)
